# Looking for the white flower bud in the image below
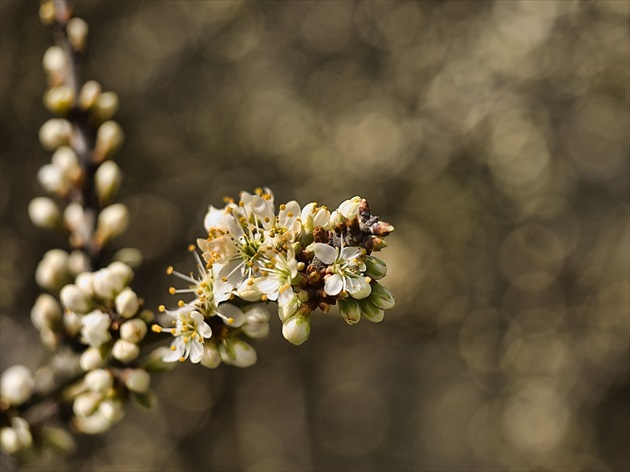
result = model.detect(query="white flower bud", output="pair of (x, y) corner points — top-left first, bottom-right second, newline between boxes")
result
(37, 163), (70, 195)
(80, 347), (105, 371)
(112, 248), (143, 269)
(282, 314), (311, 346)
(108, 261), (134, 286)
(111, 339), (139, 363)
(0, 427), (19, 454)
(95, 161), (122, 202)
(51, 146), (80, 177)
(63, 202), (88, 238)
(96, 203), (129, 242)
(43, 85), (75, 115)
(30, 293), (62, 331)
(236, 282), (263, 302)
(278, 293), (301, 322)
(78, 80), (102, 109)
(220, 339), (257, 368)
(93, 267), (126, 300)
(0, 418), (32, 454)
(39, 118), (72, 150)
(369, 283), (395, 310)
(336, 196), (361, 222)
(1, 366), (34, 405)
(119, 318), (147, 343)
(67, 17), (88, 51)
(114, 288), (139, 319)
(93, 92), (119, 122)
(241, 305), (270, 339)
(39, 1), (55, 26)
(73, 413), (110, 435)
(74, 273), (94, 298)
(80, 310), (111, 347)
(338, 298), (362, 325)
(42, 46), (67, 76)
(84, 369), (113, 392)
(124, 369), (151, 393)
(67, 250), (90, 275)
(40, 328), (58, 350)
(98, 399), (124, 423)
(28, 197), (61, 229)
(35, 249), (69, 291)
(64, 310), (83, 337)
(95, 121), (124, 160)
(201, 343), (222, 369)
(73, 391), (101, 418)
(60, 284), (92, 314)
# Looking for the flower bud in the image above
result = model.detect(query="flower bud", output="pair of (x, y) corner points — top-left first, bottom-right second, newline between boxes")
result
(39, 1), (55, 25)
(39, 118), (72, 150)
(1, 366), (34, 405)
(43, 85), (75, 115)
(0, 418), (32, 455)
(111, 339), (139, 363)
(73, 391), (101, 418)
(368, 283), (395, 310)
(241, 305), (271, 339)
(220, 339), (257, 368)
(37, 163), (69, 196)
(93, 92), (119, 121)
(278, 293), (301, 322)
(98, 399), (124, 423)
(95, 121), (123, 160)
(73, 413), (110, 435)
(336, 196), (361, 222)
(96, 203), (129, 243)
(124, 369), (151, 393)
(119, 318), (147, 343)
(67, 17), (88, 51)
(93, 266), (127, 300)
(63, 202), (90, 240)
(64, 310), (83, 337)
(80, 310), (111, 347)
(60, 284), (92, 314)
(31, 293), (62, 331)
(67, 250), (90, 276)
(35, 249), (69, 291)
(84, 369), (113, 392)
(338, 298), (362, 325)
(108, 261), (134, 286)
(51, 146), (80, 180)
(114, 288), (139, 319)
(79, 80), (102, 110)
(42, 46), (67, 77)
(95, 161), (122, 202)
(358, 298), (384, 323)
(28, 197), (61, 229)
(80, 347), (105, 371)
(364, 255), (387, 280)
(113, 248), (143, 269)
(282, 313), (311, 345)
(201, 343), (222, 369)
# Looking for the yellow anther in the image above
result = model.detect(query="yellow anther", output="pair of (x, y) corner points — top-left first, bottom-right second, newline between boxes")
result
(183, 337), (189, 343)
(255, 187), (263, 195)
(158, 305), (166, 312)
(262, 194), (271, 200)
(170, 328), (176, 334)
(188, 244), (195, 252)
(151, 325), (163, 333)
(279, 204), (286, 211)
(287, 212), (294, 217)
(239, 201), (245, 207)
(365, 276), (372, 283)
(261, 294), (268, 301)
(166, 266), (174, 275)
(178, 300), (185, 307)
(227, 317), (234, 324)
(169, 287), (177, 295)
(221, 276), (228, 282)
(264, 217), (270, 223)
(247, 279), (254, 286)
(179, 357), (185, 362)
(170, 345), (177, 351)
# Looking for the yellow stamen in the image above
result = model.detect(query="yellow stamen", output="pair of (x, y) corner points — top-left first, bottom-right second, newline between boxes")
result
(365, 276), (372, 283)
(227, 317), (234, 324)
(179, 357), (185, 362)
(170, 328), (176, 334)
(255, 187), (263, 195)
(169, 287), (176, 295)
(279, 204), (286, 211)
(178, 300), (185, 307)
(152, 325), (163, 333)
(183, 337), (189, 343)
(170, 345), (177, 351)
(166, 266), (174, 275)
(158, 305), (166, 312)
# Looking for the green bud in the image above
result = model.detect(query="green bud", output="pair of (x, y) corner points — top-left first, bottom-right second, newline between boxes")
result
(358, 298), (384, 323)
(338, 298), (362, 325)
(369, 283), (396, 310)
(364, 256), (387, 279)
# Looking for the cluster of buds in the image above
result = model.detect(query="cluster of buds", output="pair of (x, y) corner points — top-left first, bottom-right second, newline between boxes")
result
(153, 188), (395, 366)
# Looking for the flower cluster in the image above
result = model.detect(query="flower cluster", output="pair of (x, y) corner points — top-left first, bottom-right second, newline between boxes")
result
(153, 188), (395, 365)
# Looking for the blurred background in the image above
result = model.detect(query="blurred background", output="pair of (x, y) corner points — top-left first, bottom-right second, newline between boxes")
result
(1, 1), (628, 471)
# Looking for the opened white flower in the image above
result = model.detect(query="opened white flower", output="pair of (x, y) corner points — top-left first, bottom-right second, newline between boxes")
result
(312, 243), (371, 299)
(155, 306), (212, 364)
(253, 248), (298, 305)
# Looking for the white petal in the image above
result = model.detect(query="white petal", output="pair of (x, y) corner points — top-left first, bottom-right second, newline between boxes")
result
(346, 276), (371, 299)
(163, 338), (184, 362)
(189, 340), (204, 363)
(199, 322), (212, 339)
(204, 206), (227, 232)
(217, 303), (246, 327)
(313, 243), (337, 265)
(340, 246), (362, 261)
(324, 274), (343, 296)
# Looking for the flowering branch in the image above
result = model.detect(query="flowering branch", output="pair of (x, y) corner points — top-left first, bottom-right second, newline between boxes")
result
(0, 1), (395, 465)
